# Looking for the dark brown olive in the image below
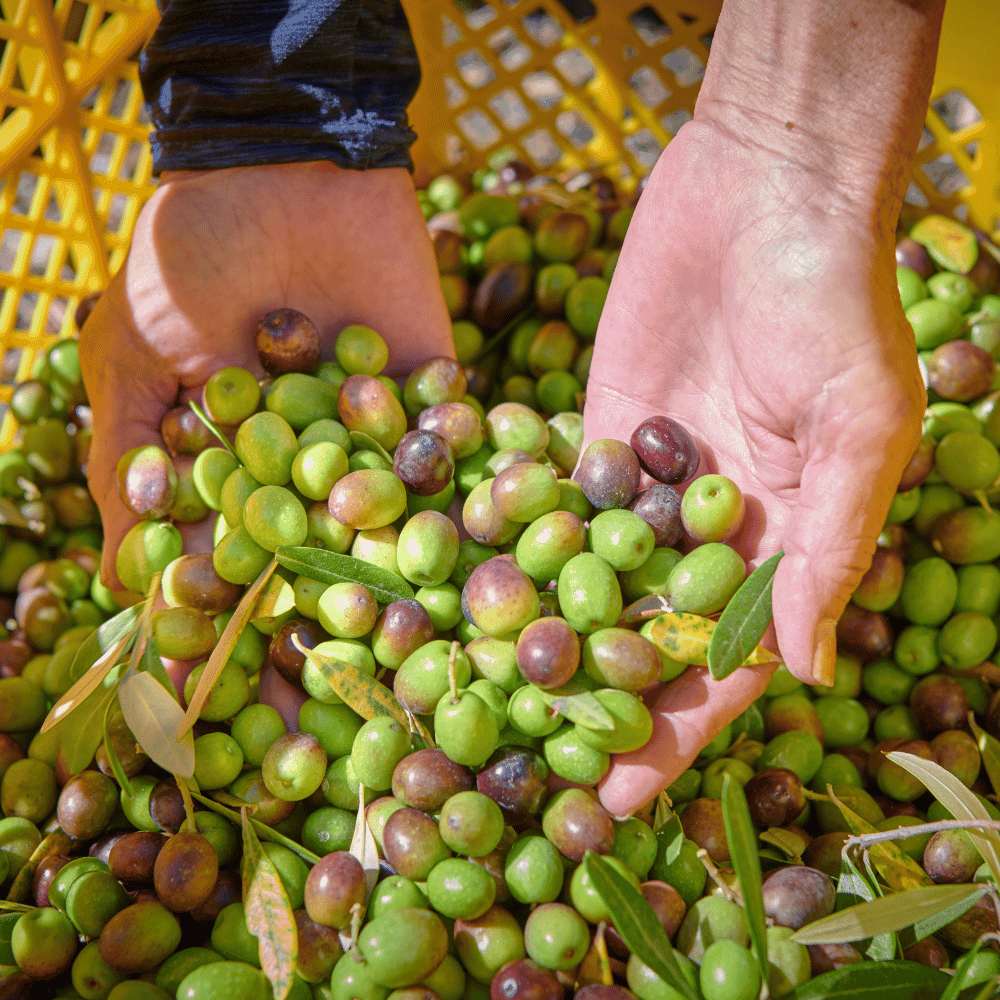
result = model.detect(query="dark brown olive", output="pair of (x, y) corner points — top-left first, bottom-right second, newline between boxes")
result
(255, 308), (320, 375)
(149, 780), (186, 834)
(153, 830), (219, 912)
(744, 769), (806, 828)
(269, 618), (329, 686)
(927, 340), (995, 402)
(56, 769), (119, 840)
(189, 870), (242, 923)
(32, 854), (72, 908)
(835, 604), (893, 662)
(897, 433), (936, 491)
(679, 798), (729, 864)
(471, 261), (533, 331)
(109, 831), (168, 886)
(911, 675), (969, 733)
(895, 238), (935, 279)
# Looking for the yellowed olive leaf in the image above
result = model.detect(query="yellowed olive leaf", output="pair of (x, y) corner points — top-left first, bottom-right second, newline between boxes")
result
(350, 783), (380, 898)
(119, 671), (194, 778)
(645, 612), (777, 670)
(179, 557), (277, 736)
(576, 923), (614, 988)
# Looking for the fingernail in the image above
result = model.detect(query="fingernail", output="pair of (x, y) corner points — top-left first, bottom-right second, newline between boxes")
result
(812, 618), (837, 687)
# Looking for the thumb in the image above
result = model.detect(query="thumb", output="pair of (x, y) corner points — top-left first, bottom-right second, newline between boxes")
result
(79, 298), (180, 590)
(772, 432), (914, 687)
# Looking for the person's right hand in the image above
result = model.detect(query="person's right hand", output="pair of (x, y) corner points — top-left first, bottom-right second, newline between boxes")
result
(80, 161), (453, 590)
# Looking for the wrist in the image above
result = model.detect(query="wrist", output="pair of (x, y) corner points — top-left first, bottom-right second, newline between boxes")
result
(693, 0), (944, 235)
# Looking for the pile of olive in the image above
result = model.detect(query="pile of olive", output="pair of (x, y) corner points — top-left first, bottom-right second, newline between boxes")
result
(5, 176), (1000, 1000)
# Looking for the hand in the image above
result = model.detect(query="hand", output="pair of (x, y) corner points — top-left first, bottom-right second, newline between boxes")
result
(80, 161), (453, 589)
(586, 121), (924, 816)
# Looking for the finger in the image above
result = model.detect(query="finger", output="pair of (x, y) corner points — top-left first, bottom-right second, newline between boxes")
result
(773, 420), (919, 686)
(79, 295), (179, 589)
(598, 662), (776, 817)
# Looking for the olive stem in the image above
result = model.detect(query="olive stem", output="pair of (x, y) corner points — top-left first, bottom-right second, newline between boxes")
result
(448, 640), (460, 704)
(175, 774), (198, 834)
(696, 848), (742, 906)
(972, 490), (995, 515)
(349, 902), (364, 960)
(844, 817), (1000, 850)
(802, 789), (831, 802)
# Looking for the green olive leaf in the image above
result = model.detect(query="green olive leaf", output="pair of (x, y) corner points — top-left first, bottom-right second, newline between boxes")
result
(242, 808), (298, 1000)
(349, 431), (394, 467)
(535, 682), (614, 731)
(293, 636), (410, 729)
(118, 670), (195, 778)
(967, 712), (1000, 800)
(275, 546), (414, 604)
(350, 783), (380, 898)
(179, 557), (277, 736)
(0, 496), (32, 530)
(190, 791), (319, 864)
(472, 305), (536, 363)
(759, 827), (807, 860)
(249, 575), (297, 631)
(654, 814), (684, 866)
(137, 634), (178, 702)
(784, 960), (951, 1000)
(101, 693), (133, 797)
(58, 678), (120, 777)
(827, 788), (932, 891)
(941, 935), (986, 1000)
(720, 774), (768, 986)
(583, 852), (698, 1000)
(708, 551), (783, 680)
(791, 883), (987, 945)
(40, 607), (140, 733)
(886, 751), (1000, 887)
(188, 399), (239, 460)
(4, 830), (74, 904)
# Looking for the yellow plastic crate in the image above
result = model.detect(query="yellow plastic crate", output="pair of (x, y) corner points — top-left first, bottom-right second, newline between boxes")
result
(0, 0), (997, 450)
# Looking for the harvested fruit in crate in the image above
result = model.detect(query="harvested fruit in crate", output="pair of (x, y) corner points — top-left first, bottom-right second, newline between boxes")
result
(5, 171), (1000, 1000)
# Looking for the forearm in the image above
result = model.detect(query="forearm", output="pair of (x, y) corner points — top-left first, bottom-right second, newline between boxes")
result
(139, 0), (420, 174)
(694, 0), (945, 234)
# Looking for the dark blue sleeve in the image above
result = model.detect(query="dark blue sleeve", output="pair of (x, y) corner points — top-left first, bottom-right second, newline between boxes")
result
(139, 0), (421, 174)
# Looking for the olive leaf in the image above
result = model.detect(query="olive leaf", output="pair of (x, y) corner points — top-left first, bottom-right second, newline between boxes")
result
(190, 791), (319, 864)
(645, 612), (777, 671)
(350, 783), (380, 898)
(119, 670), (195, 778)
(784, 960), (951, 1000)
(242, 808), (298, 1000)
(101, 693), (133, 796)
(293, 636), (410, 728)
(886, 751), (1000, 886)
(827, 788), (931, 890)
(179, 557), (277, 736)
(720, 774), (768, 986)
(275, 546), (414, 603)
(654, 815), (684, 867)
(0, 496), (32, 529)
(617, 594), (671, 629)
(471, 305), (536, 364)
(59, 678), (121, 777)
(791, 883), (987, 945)
(536, 682), (614, 731)
(759, 827), (807, 860)
(188, 399), (239, 460)
(250, 575), (297, 631)
(708, 551), (782, 680)
(137, 634), (178, 702)
(349, 431), (394, 467)
(967, 713), (1000, 800)
(3, 830), (74, 904)
(584, 852), (698, 1000)
(941, 935), (986, 1000)
(40, 607), (140, 733)
(576, 924), (614, 989)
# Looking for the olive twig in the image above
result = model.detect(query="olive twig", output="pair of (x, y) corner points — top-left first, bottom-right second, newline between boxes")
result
(448, 640), (460, 704)
(845, 817), (1000, 851)
(696, 848), (743, 907)
(174, 774), (198, 834)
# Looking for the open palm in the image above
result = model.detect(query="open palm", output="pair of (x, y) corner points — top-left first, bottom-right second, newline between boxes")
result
(587, 122), (924, 816)
(80, 161), (453, 588)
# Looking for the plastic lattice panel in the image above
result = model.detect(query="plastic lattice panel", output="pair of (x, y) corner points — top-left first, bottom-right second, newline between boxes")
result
(0, 0), (998, 450)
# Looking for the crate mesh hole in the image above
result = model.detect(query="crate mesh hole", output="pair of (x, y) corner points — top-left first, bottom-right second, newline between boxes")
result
(556, 109), (595, 149)
(953, 203), (970, 222)
(904, 182), (930, 208)
(522, 127), (562, 167)
(555, 0), (596, 23)
(488, 26), (532, 72)
(44, 190), (61, 223)
(107, 193), (130, 234)
(964, 140), (980, 161)
(629, 6), (672, 46)
(456, 108), (502, 149)
(522, 8), (563, 47)
(14, 293), (37, 332)
(80, 86), (99, 112)
(445, 76), (467, 109)
(62, 0), (89, 43)
(455, 49), (495, 89)
(921, 152), (970, 197)
(932, 90), (982, 131)
(119, 140), (146, 182)
(623, 128), (662, 167)
(662, 46), (704, 88)
(522, 70), (563, 110)
(677, 11), (697, 24)
(489, 89), (532, 131)
(12, 172), (38, 216)
(1, 348), (23, 385)
(660, 108), (692, 136)
(89, 131), (118, 175)
(917, 127), (935, 152)
(0, 228), (24, 274)
(700, 30), (714, 50)
(442, 13), (463, 47)
(443, 132), (464, 166)
(628, 66), (670, 108)
(554, 48), (596, 87)
(29, 234), (56, 277)
(107, 80), (134, 120)
(463, 3), (498, 31)
(47, 296), (70, 334)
